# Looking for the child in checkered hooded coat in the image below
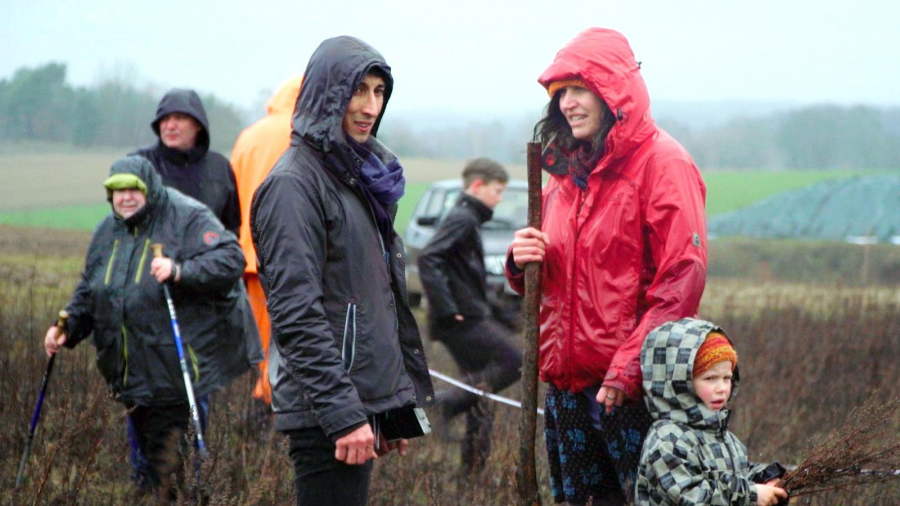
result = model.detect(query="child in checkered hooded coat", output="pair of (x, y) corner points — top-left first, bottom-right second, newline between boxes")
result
(635, 318), (788, 506)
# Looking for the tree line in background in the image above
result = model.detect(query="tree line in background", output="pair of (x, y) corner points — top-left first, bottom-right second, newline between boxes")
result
(662, 106), (900, 171)
(2, 62), (899, 170)
(382, 105), (900, 170)
(0, 62), (246, 154)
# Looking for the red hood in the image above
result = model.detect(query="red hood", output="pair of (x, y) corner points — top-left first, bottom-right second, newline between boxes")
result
(538, 28), (657, 168)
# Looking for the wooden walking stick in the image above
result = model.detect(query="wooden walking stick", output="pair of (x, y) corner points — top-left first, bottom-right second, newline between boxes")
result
(517, 142), (543, 506)
(16, 310), (68, 487)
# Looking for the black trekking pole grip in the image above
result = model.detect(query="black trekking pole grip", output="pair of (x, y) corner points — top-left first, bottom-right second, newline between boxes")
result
(16, 310), (68, 488)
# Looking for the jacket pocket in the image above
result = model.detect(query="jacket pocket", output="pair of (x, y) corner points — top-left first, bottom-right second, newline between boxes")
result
(133, 239), (151, 284)
(94, 324), (123, 388)
(341, 301), (357, 373)
(121, 325), (129, 386)
(103, 239), (120, 285)
(187, 344), (200, 382)
(148, 343), (183, 401)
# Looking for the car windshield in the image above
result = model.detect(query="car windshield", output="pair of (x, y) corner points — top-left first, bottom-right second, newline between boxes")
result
(443, 187), (528, 230)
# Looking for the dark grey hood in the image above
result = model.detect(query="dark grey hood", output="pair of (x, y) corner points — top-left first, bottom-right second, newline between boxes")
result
(151, 88), (211, 150)
(106, 155), (168, 226)
(290, 36), (393, 153)
(107, 155), (165, 203)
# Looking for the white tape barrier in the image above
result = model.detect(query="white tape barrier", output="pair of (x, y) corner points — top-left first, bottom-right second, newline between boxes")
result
(428, 369), (544, 416)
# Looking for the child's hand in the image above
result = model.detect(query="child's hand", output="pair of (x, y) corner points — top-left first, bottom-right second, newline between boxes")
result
(755, 484), (788, 506)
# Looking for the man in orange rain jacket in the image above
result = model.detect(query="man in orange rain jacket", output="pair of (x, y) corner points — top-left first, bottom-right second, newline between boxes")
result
(231, 75), (303, 407)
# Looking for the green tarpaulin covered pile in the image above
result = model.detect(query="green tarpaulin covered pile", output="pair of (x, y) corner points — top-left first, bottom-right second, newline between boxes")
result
(709, 175), (900, 244)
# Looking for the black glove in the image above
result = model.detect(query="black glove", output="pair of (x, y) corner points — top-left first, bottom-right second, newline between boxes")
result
(753, 462), (789, 505)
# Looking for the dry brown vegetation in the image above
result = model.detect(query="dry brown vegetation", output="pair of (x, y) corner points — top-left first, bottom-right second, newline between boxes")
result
(781, 395), (900, 499)
(3, 227), (900, 505)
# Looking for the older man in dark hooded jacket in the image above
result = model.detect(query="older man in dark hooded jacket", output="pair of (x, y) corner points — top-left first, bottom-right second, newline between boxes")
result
(45, 155), (262, 499)
(251, 36), (434, 505)
(132, 88), (241, 235)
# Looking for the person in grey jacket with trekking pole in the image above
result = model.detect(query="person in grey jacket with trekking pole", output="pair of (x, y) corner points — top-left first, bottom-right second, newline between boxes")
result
(44, 155), (262, 500)
(251, 35), (434, 505)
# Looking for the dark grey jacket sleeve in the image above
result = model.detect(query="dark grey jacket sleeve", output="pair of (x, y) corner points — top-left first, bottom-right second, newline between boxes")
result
(63, 273), (94, 348)
(251, 171), (367, 438)
(176, 206), (245, 294)
(63, 223), (107, 348)
(221, 164), (242, 236)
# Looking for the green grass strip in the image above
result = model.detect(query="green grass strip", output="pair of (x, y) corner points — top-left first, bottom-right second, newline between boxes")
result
(0, 204), (110, 230)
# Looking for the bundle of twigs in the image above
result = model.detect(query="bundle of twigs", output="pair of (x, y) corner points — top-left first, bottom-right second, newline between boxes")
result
(781, 395), (900, 498)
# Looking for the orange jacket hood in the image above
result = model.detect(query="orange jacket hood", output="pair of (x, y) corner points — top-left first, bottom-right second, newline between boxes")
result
(267, 75), (304, 116)
(232, 76), (303, 273)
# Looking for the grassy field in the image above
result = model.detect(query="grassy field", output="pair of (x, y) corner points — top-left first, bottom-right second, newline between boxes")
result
(0, 143), (121, 211)
(701, 170), (872, 216)
(0, 143), (877, 233)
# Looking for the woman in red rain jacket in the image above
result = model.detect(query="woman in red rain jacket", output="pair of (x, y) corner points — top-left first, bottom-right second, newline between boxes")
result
(507, 28), (707, 505)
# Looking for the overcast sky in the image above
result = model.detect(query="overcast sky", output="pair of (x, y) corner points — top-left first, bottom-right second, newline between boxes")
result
(3, 0), (899, 117)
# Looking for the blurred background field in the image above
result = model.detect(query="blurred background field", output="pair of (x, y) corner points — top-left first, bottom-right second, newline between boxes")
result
(0, 142), (882, 233)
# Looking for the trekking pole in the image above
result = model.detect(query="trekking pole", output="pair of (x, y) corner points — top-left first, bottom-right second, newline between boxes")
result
(151, 244), (209, 459)
(516, 142), (543, 506)
(16, 310), (68, 488)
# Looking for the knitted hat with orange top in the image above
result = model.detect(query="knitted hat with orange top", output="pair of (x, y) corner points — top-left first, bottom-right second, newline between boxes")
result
(547, 78), (587, 98)
(693, 331), (738, 377)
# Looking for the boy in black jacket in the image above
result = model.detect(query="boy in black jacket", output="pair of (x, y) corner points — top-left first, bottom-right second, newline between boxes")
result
(418, 158), (523, 473)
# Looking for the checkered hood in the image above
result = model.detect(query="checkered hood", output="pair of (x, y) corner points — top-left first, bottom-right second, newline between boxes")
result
(641, 318), (740, 430)
(637, 318), (763, 505)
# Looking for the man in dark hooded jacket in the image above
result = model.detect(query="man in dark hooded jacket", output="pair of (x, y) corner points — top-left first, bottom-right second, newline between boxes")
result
(45, 155), (262, 499)
(251, 36), (434, 505)
(132, 88), (241, 235)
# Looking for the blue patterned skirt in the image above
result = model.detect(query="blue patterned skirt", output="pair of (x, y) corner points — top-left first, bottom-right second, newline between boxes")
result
(544, 384), (652, 505)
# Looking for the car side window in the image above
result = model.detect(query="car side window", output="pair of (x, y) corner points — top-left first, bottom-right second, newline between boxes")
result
(411, 189), (433, 219)
(492, 188), (529, 227)
(423, 189), (447, 219)
(442, 190), (460, 220)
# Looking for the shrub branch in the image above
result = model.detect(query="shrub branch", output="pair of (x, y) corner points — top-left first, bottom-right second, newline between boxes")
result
(782, 395), (900, 498)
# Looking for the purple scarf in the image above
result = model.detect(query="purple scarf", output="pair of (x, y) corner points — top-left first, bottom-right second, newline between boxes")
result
(348, 137), (406, 205)
(347, 138), (406, 244)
